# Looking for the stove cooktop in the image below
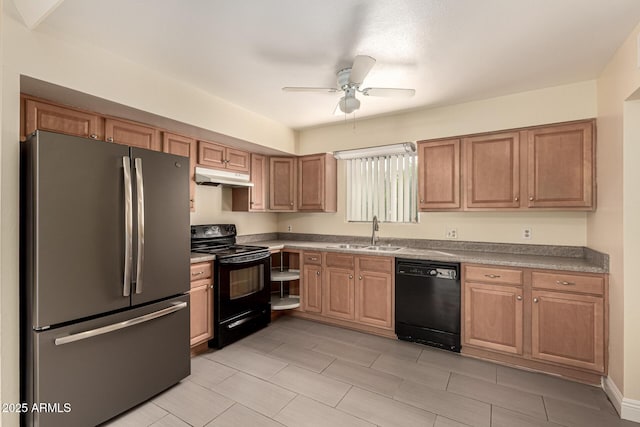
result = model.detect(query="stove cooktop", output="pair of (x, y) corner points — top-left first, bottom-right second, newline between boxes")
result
(191, 244), (269, 257)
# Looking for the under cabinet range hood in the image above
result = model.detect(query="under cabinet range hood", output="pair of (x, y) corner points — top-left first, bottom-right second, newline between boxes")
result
(195, 167), (253, 187)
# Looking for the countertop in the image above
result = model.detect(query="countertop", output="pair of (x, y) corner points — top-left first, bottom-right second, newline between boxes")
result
(242, 240), (608, 274)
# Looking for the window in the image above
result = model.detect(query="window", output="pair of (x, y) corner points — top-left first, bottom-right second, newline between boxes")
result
(337, 143), (418, 223)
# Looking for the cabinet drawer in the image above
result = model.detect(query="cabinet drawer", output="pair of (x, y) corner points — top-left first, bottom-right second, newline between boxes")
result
(326, 253), (355, 269)
(190, 278), (212, 291)
(465, 265), (523, 285)
(531, 271), (604, 296)
(303, 251), (322, 265)
(358, 255), (392, 274)
(190, 262), (212, 281)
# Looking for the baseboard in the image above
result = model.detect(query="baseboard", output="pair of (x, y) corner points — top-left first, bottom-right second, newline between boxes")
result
(602, 376), (640, 422)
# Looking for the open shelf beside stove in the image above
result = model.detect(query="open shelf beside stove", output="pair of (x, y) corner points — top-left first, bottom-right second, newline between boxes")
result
(271, 251), (301, 311)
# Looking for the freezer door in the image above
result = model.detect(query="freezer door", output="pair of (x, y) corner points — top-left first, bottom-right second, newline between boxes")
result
(130, 148), (190, 305)
(26, 295), (190, 427)
(25, 131), (132, 328)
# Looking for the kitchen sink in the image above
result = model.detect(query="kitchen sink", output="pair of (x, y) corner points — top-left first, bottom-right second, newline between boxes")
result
(364, 245), (403, 252)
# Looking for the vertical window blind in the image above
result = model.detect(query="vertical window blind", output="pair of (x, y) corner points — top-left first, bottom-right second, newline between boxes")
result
(346, 152), (418, 223)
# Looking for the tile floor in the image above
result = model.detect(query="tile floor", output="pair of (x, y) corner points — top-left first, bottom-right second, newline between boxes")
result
(104, 316), (639, 427)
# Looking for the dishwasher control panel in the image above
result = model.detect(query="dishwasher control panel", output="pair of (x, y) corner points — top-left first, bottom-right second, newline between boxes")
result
(396, 264), (457, 280)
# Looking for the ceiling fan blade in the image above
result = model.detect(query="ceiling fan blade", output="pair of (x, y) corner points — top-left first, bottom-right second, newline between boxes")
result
(349, 55), (376, 85)
(282, 87), (339, 93)
(362, 87), (416, 98)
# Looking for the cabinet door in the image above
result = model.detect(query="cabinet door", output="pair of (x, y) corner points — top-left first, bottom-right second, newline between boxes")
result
(225, 147), (250, 173)
(250, 154), (267, 211)
(198, 140), (226, 169)
(302, 264), (323, 313)
(25, 99), (103, 140)
(105, 118), (160, 151)
(464, 282), (523, 355)
(189, 280), (214, 346)
(356, 270), (393, 329)
(231, 154), (267, 212)
(297, 153), (337, 212)
(269, 157), (296, 211)
(418, 139), (461, 210)
(531, 290), (604, 372)
(464, 132), (520, 209)
(163, 133), (196, 211)
(324, 268), (355, 320)
(527, 121), (594, 208)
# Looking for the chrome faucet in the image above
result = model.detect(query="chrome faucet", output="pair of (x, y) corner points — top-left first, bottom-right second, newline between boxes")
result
(371, 215), (379, 245)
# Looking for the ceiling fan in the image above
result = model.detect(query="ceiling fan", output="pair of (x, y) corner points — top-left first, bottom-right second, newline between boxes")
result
(282, 55), (416, 114)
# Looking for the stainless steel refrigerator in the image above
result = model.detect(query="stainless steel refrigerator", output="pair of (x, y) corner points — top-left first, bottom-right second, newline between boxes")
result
(20, 131), (191, 427)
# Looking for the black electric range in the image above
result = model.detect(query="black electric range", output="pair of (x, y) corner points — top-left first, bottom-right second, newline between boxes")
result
(190, 224), (271, 348)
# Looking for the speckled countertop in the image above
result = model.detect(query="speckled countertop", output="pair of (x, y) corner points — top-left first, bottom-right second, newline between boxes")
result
(190, 253), (216, 263)
(241, 240), (608, 274)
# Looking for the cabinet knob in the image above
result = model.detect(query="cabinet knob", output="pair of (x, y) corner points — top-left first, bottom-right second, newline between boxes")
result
(89, 134), (98, 139)
(210, 284), (214, 289)
(359, 275), (362, 280)
(529, 196), (534, 201)
(533, 297), (539, 303)
(106, 137), (114, 142)
(310, 257), (318, 261)
(484, 274), (501, 279)
(556, 280), (575, 286)
(192, 271), (204, 276)
(349, 274), (353, 279)
(420, 199), (424, 203)
(290, 202), (294, 206)
(516, 295), (522, 301)
(515, 196), (519, 202)
(316, 271), (320, 276)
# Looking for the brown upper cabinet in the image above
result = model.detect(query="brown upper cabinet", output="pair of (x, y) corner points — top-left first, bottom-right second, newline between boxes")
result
(163, 132), (196, 211)
(24, 98), (103, 141)
(527, 121), (594, 208)
(198, 140), (250, 173)
(105, 118), (161, 151)
(418, 119), (595, 211)
(298, 153), (337, 212)
(464, 131), (521, 209)
(269, 157), (297, 211)
(232, 154), (268, 212)
(417, 139), (461, 210)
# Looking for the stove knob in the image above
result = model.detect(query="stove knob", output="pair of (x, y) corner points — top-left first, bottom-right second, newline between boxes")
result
(428, 269), (438, 276)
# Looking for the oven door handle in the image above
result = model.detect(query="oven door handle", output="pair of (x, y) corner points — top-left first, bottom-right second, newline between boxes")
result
(217, 252), (271, 265)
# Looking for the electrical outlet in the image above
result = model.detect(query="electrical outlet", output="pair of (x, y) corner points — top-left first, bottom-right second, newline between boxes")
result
(445, 227), (458, 239)
(287, 225), (292, 232)
(522, 227), (532, 240)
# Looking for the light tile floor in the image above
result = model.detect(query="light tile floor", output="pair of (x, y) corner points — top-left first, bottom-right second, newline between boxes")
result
(104, 316), (639, 427)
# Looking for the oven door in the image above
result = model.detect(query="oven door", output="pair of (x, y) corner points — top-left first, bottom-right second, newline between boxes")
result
(217, 253), (271, 321)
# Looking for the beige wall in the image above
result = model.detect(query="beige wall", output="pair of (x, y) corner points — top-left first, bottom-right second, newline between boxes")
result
(190, 185), (278, 233)
(591, 20), (640, 401)
(0, 11), (290, 426)
(285, 81), (597, 246)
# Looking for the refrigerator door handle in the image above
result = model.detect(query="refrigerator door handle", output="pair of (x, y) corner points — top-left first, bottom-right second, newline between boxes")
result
(54, 302), (187, 346)
(134, 157), (145, 294)
(123, 156), (133, 297)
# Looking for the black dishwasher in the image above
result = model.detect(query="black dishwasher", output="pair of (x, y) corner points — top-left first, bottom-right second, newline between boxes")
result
(395, 259), (461, 352)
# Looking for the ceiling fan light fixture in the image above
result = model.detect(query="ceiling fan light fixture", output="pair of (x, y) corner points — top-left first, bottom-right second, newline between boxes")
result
(339, 95), (360, 114)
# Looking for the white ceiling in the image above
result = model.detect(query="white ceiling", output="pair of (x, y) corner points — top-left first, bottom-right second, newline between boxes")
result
(21, 0), (640, 129)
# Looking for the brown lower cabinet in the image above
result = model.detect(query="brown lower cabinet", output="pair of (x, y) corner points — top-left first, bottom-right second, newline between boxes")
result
(297, 251), (394, 335)
(462, 263), (607, 380)
(189, 262), (214, 347)
(301, 252), (323, 313)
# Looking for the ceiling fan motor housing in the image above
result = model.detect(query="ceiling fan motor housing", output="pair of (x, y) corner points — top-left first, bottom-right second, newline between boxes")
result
(337, 68), (355, 90)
